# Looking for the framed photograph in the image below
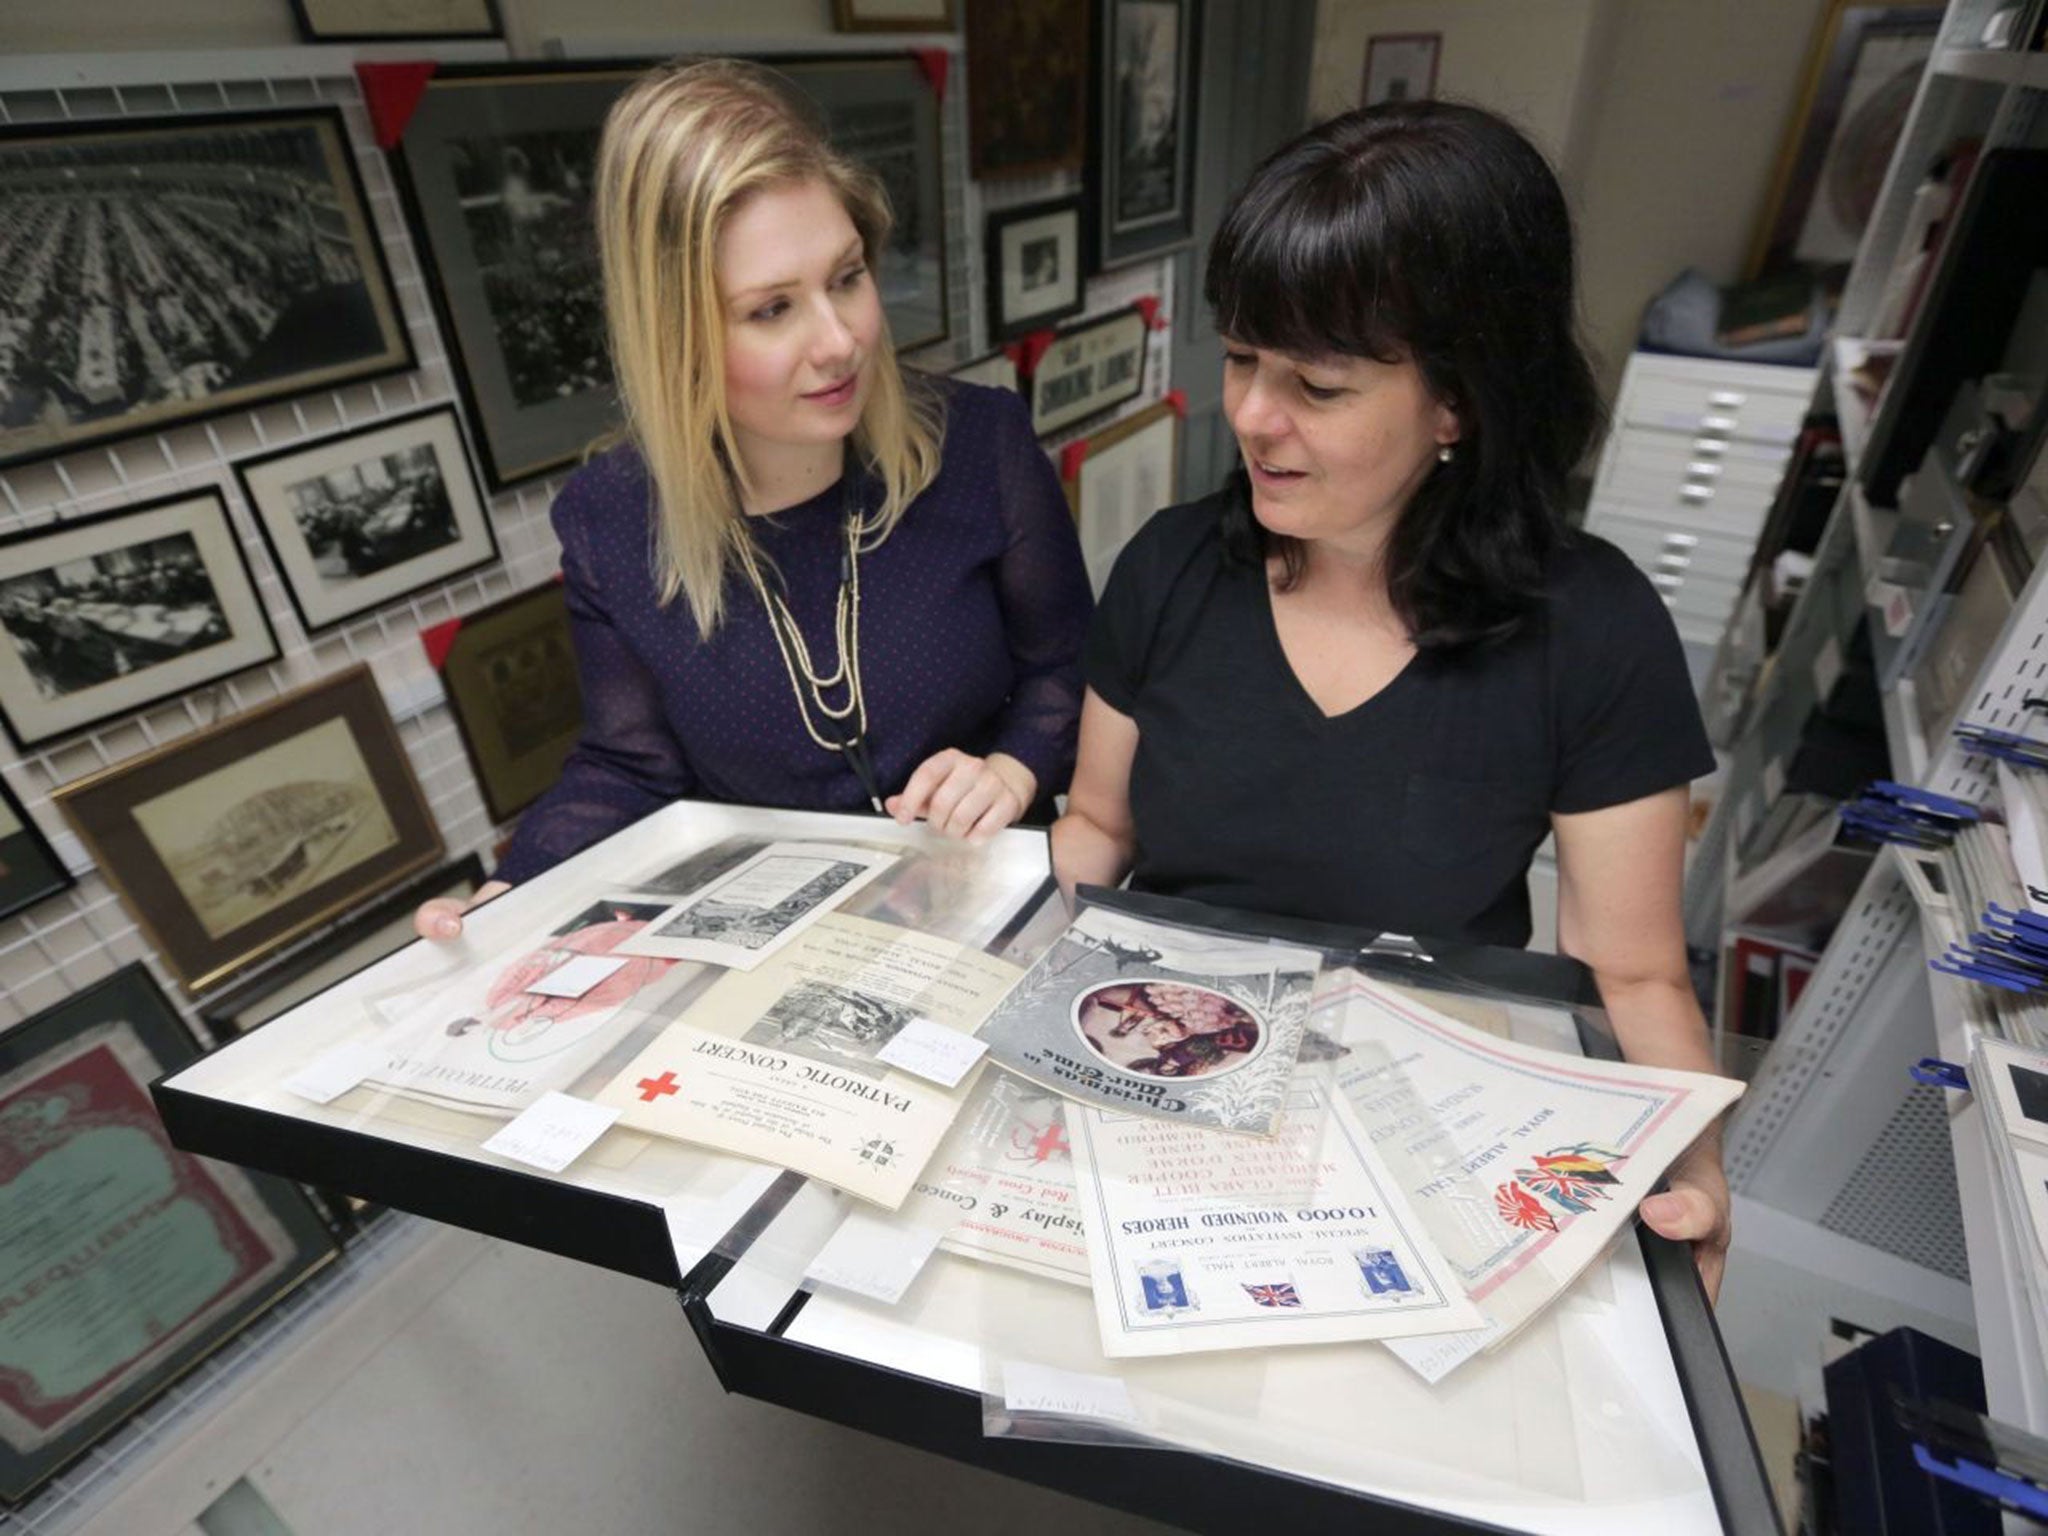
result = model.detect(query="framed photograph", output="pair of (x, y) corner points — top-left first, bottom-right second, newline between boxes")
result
(437, 581), (582, 825)
(390, 58), (947, 491)
(234, 405), (499, 635)
(1028, 305), (1149, 439)
(199, 852), (484, 1038)
(947, 349), (1022, 395)
(0, 964), (336, 1502)
(55, 664), (444, 993)
(1088, 0), (1201, 271)
(1059, 397), (1179, 593)
(0, 489), (281, 750)
(967, 0), (1090, 180)
(1748, 2), (1943, 275)
(987, 196), (1086, 341)
(1360, 32), (1441, 106)
(289, 0), (502, 41)
(0, 110), (413, 475)
(831, 0), (955, 28)
(0, 772), (72, 922)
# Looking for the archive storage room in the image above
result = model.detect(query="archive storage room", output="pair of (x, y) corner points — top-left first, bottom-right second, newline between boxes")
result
(0, 1), (2044, 1532)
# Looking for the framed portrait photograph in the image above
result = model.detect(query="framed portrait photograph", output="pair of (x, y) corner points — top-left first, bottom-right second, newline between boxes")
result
(0, 109), (413, 475)
(234, 404), (499, 635)
(0, 772), (73, 922)
(436, 580), (582, 826)
(967, 0), (1089, 180)
(1059, 397), (1179, 593)
(0, 964), (336, 1502)
(1360, 32), (1441, 106)
(0, 489), (280, 750)
(1749, 2), (1943, 275)
(55, 664), (444, 993)
(289, 0), (502, 41)
(987, 196), (1086, 341)
(1089, 0), (1201, 271)
(1028, 305), (1149, 439)
(390, 58), (947, 491)
(947, 349), (1022, 395)
(831, 0), (955, 29)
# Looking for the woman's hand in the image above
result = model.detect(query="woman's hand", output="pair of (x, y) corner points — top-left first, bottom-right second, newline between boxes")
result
(414, 879), (512, 942)
(1640, 1136), (1731, 1303)
(887, 749), (1036, 841)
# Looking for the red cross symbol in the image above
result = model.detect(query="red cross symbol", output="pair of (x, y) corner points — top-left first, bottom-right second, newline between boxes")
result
(1026, 1121), (1067, 1163)
(636, 1070), (680, 1103)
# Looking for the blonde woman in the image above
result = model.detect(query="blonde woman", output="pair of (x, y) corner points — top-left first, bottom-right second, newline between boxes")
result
(420, 59), (1091, 936)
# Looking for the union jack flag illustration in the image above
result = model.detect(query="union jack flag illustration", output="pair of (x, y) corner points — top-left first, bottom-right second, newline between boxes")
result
(1242, 1281), (1302, 1308)
(1494, 1180), (1558, 1233)
(1530, 1147), (1626, 1185)
(1517, 1167), (1609, 1215)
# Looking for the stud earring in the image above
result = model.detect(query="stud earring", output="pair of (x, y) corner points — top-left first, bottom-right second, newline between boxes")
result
(1437, 445), (1455, 463)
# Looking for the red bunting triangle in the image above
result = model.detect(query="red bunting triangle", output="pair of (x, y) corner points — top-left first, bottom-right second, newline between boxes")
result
(1059, 439), (1089, 483)
(356, 61), (439, 151)
(419, 614), (462, 673)
(912, 49), (950, 103)
(1005, 328), (1058, 380)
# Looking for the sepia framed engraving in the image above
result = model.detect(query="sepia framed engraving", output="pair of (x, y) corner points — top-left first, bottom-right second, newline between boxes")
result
(289, 0), (503, 41)
(54, 664), (444, 993)
(0, 109), (414, 475)
(234, 404), (500, 635)
(1059, 396), (1179, 594)
(0, 488), (281, 750)
(831, 0), (955, 29)
(0, 964), (336, 1502)
(966, 0), (1089, 181)
(1087, 0), (1201, 271)
(435, 580), (582, 826)
(0, 771), (73, 922)
(1027, 305), (1149, 439)
(986, 195), (1085, 341)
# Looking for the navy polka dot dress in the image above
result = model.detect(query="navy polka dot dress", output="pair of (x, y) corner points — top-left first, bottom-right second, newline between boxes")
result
(495, 380), (1094, 884)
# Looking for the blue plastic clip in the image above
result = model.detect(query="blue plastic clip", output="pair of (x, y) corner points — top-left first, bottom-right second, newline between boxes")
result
(1910, 1058), (1970, 1091)
(1870, 781), (1981, 822)
(1911, 1444), (2048, 1518)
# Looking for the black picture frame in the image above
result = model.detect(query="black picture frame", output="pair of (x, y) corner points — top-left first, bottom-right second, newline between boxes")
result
(1087, 0), (1201, 272)
(0, 487), (282, 751)
(966, 0), (1090, 181)
(985, 196), (1086, 342)
(0, 108), (415, 476)
(387, 56), (950, 491)
(0, 964), (337, 1503)
(435, 581), (582, 825)
(288, 0), (504, 41)
(0, 771), (73, 922)
(233, 403), (501, 636)
(1027, 305), (1150, 439)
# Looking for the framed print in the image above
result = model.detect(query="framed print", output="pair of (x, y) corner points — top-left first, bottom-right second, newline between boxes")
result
(1360, 32), (1441, 106)
(437, 581), (582, 825)
(1748, 2), (1943, 275)
(0, 964), (335, 1502)
(948, 349), (1021, 395)
(390, 58), (947, 490)
(1059, 397), (1178, 593)
(198, 853), (484, 1038)
(290, 0), (502, 41)
(55, 664), (444, 993)
(1088, 0), (1201, 271)
(234, 405), (499, 635)
(832, 0), (955, 29)
(0, 489), (280, 750)
(0, 109), (413, 475)
(0, 773), (72, 922)
(1029, 305), (1149, 438)
(967, 0), (1089, 180)
(987, 196), (1086, 341)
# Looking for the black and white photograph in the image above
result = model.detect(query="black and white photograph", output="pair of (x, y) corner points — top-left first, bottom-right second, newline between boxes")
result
(0, 490), (279, 749)
(1027, 305), (1149, 438)
(1360, 32), (1441, 108)
(0, 772), (72, 923)
(236, 405), (499, 634)
(742, 980), (915, 1078)
(0, 110), (413, 473)
(987, 196), (1085, 341)
(1090, 0), (1199, 270)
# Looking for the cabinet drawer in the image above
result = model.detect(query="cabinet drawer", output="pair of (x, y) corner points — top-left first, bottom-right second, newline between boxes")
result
(1596, 519), (1752, 585)
(1647, 565), (1742, 628)
(1587, 486), (1769, 546)
(1608, 432), (1792, 494)
(1617, 379), (1807, 445)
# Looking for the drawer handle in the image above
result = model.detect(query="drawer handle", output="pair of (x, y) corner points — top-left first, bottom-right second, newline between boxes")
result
(1651, 572), (1683, 589)
(1686, 461), (1723, 480)
(1698, 415), (1737, 434)
(1662, 533), (1699, 548)
(1708, 391), (1747, 408)
(1657, 553), (1692, 570)
(1680, 484), (1716, 503)
(1692, 437), (1727, 457)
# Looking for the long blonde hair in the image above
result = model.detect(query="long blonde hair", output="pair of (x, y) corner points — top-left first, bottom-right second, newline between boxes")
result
(595, 58), (943, 636)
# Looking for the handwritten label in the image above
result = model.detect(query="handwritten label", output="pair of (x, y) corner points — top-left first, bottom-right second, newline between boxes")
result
(804, 1208), (944, 1303)
(876, 1018), (988, 1087)
(283, 1040), (385, 1105)
(482, 1092), (620, 1172)
(526, 954), (628, 998)
(1002, 1362), (1140, 1424)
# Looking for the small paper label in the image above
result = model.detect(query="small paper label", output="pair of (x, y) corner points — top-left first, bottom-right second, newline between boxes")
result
(1880, 584), (1912, 638)
(525, 954), (628, 998)
(482, 1091), (620, 1173)
(803, 1208), (944, 1303)
(875, 1018), (988, 1087)
(1811, 635), (1843, 703)
(283, 1040), (385, 1105)
(1002, 1362), (1140, 1425)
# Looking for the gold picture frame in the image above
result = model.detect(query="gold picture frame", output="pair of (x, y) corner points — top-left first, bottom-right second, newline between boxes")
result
(1058, 397), (1180, 593)
(435, 580), (583, 827)
(55, 665), (444, 993)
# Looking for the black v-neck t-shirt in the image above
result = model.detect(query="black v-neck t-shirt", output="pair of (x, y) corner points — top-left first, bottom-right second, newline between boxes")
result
(1084, 493), (1715, 947)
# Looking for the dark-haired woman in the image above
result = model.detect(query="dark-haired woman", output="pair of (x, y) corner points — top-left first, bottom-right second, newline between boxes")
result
(1051, 101), (1732, 1297)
